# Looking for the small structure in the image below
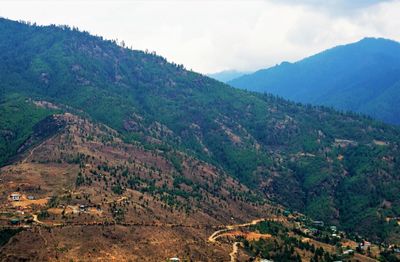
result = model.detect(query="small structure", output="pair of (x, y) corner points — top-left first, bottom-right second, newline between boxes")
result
(27, 195), (35, 200)
(343, 249), (354, 255)
(169, 258), (180, 262)
(359, 240), (371, 250)
(79, 205), (87, 212)
(330, 225), (337, 232)
(10, 193), (21, 201)
(312, 220), (324, 227)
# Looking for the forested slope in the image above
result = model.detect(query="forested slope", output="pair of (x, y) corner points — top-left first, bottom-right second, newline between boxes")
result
(1, 18), (400, 241)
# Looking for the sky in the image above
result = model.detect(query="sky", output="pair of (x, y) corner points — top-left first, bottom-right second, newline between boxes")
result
(1, 0), (400, 74)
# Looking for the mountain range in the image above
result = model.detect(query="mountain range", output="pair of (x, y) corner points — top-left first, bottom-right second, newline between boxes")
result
(207, 70), (249, 83)
(229, 38), (400, 125)
(1, 18), (400, 260)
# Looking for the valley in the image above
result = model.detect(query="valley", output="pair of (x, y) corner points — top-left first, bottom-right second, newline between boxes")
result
(0, 18), (400, 261)
(0, 111), (398, 261)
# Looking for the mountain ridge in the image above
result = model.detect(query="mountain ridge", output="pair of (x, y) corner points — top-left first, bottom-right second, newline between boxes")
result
(207, 69), (250, 83)
(229, 37), (400, 125)
(1, 18), (400, 252)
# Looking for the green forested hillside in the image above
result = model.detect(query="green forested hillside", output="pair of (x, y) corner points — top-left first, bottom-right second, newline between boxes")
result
(1, 18), (400, 242)
(229, 38), (400, 125)
(0, 95), (56, 165)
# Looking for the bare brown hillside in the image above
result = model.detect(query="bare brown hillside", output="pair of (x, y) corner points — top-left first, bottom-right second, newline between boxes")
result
(0, 113), (276, 261)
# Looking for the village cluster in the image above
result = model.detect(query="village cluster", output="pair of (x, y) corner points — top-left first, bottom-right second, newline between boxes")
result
(2, 190), (400, 261)
(0, 191), (100, 227)
(286, 210), (400, 260)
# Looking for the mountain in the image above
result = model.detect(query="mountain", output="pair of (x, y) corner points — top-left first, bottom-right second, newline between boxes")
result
(1, 112), (272, 260)
(1, 18), (400, 260)
(207, 69), (249, 83)
(229, 38), (400, 125)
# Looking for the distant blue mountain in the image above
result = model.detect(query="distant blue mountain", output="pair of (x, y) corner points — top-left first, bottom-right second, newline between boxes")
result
(229, 38), (400, 125)
(207, 70), (249, 83)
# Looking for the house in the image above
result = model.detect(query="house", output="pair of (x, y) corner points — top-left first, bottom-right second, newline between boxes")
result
(359, 240), (371, 250)
(343, 249), (354, 255)
(10, 193), (21, 201)
(312, 220), (324, 227)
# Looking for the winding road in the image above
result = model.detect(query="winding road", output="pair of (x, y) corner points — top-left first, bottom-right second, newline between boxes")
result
(208, 218), (267, 242)
(208, 218), (269, 262)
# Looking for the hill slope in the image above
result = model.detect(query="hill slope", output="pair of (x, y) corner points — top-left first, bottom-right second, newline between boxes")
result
(0, 111), (274, 261)
(229, 38), (400, 125)
(1, 19), (400, 245)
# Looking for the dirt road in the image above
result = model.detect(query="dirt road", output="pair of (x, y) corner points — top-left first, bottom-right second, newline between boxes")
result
(229, 242), (239, 262)
(208, 218), (267, 242)
(32, 214), (45, 225)
(208, 218), (270, 262)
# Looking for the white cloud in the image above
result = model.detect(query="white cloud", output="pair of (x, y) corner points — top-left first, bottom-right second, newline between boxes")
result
(273, 0), (394, 13)
(0, 0), (399, 73)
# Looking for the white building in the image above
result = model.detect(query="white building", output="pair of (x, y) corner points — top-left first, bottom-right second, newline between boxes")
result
(343, 249), (354, 255)
(10, 193), (21, 201)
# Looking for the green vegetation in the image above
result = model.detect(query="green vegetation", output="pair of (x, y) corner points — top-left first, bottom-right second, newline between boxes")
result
(0, 94), (55, 165)
(75, 172), (85, 187)
(229, 37), (400, 125)
(111, 185), (124, 195)
(249, 221), (287, 236)
(0, 228), (23, 247)
(1, 18), (400, 242)
(243, 222), (341, 262)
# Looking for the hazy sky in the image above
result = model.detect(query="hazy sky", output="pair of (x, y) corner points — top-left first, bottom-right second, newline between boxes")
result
(1, 0), (400, 74)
